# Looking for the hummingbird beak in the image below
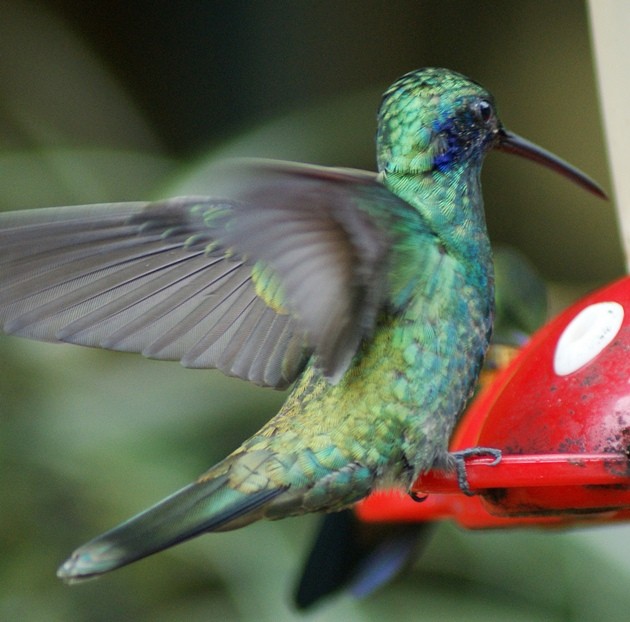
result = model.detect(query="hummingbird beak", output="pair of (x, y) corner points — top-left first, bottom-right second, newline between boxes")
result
(495, 129), (607, 199)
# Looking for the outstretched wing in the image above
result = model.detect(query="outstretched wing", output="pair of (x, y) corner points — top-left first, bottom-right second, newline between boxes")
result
(0, 160), (420, 387)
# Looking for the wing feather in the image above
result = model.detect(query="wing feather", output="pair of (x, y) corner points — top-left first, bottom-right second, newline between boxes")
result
(0, 160), (424, 387)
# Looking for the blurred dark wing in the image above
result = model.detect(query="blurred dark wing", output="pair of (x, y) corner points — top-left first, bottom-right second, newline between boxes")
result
(0, 160), (415, 387)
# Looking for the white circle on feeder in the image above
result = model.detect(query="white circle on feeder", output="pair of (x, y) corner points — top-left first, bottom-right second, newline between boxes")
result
(553, 301), (624, 376)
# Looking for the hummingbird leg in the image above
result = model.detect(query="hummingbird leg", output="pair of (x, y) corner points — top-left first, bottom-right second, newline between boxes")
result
(449, 447), (502, 496)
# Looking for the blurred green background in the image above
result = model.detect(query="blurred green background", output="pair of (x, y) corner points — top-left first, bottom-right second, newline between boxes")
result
(1, 1), (628, 621)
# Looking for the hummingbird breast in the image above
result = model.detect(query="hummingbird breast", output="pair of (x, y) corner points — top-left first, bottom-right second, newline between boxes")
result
(235, 241), (494, 506)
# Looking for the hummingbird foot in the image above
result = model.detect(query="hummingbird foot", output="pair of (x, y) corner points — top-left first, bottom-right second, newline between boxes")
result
(449, 447), (502, 496)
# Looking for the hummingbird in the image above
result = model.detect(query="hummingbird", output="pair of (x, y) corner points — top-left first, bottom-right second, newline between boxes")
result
(0, 68), (604, 583)
(294, 245), (549, 609)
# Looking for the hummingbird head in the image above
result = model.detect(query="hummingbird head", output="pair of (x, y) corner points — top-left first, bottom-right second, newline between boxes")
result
(376, 68), (501, 176)
(377, 67), (605, 198)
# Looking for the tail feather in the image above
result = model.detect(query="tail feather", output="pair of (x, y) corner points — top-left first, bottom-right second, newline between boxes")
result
(295, 510), (431, 609)
(57, 473), (285, 582)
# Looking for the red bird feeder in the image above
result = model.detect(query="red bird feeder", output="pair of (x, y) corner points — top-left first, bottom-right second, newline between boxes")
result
(358, 276), (630, 529)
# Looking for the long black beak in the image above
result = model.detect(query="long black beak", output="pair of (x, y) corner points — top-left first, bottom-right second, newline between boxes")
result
(496, 129), (607, 199)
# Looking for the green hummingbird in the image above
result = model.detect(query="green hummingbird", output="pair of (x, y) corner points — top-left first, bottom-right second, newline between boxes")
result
(295, 245), (549, 609)
(0, 68), (603, 582)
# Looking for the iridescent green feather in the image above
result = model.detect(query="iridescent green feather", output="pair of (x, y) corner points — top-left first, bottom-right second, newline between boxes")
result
(251, 262), (289, 315)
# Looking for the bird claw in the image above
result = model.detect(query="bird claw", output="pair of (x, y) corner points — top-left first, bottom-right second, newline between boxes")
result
(449, 447), (502, 496)
(408, 491), (428, 503)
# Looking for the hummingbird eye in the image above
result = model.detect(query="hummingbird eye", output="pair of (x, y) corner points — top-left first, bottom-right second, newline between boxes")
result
(475, 100), (494, 124)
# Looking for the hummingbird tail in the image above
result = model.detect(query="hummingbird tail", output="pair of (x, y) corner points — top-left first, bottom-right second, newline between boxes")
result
(295, 510), (431, 609)
(57, 470), (285, 583)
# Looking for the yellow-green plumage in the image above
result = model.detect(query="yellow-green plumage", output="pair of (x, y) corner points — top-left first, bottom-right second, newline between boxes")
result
(294, 244), (549, 609)
(0, 68), (603, 581)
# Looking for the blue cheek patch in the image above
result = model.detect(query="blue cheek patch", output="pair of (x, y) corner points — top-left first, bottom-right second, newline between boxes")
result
(433, 132), (461, 171)
(431, 112), (482, 173)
